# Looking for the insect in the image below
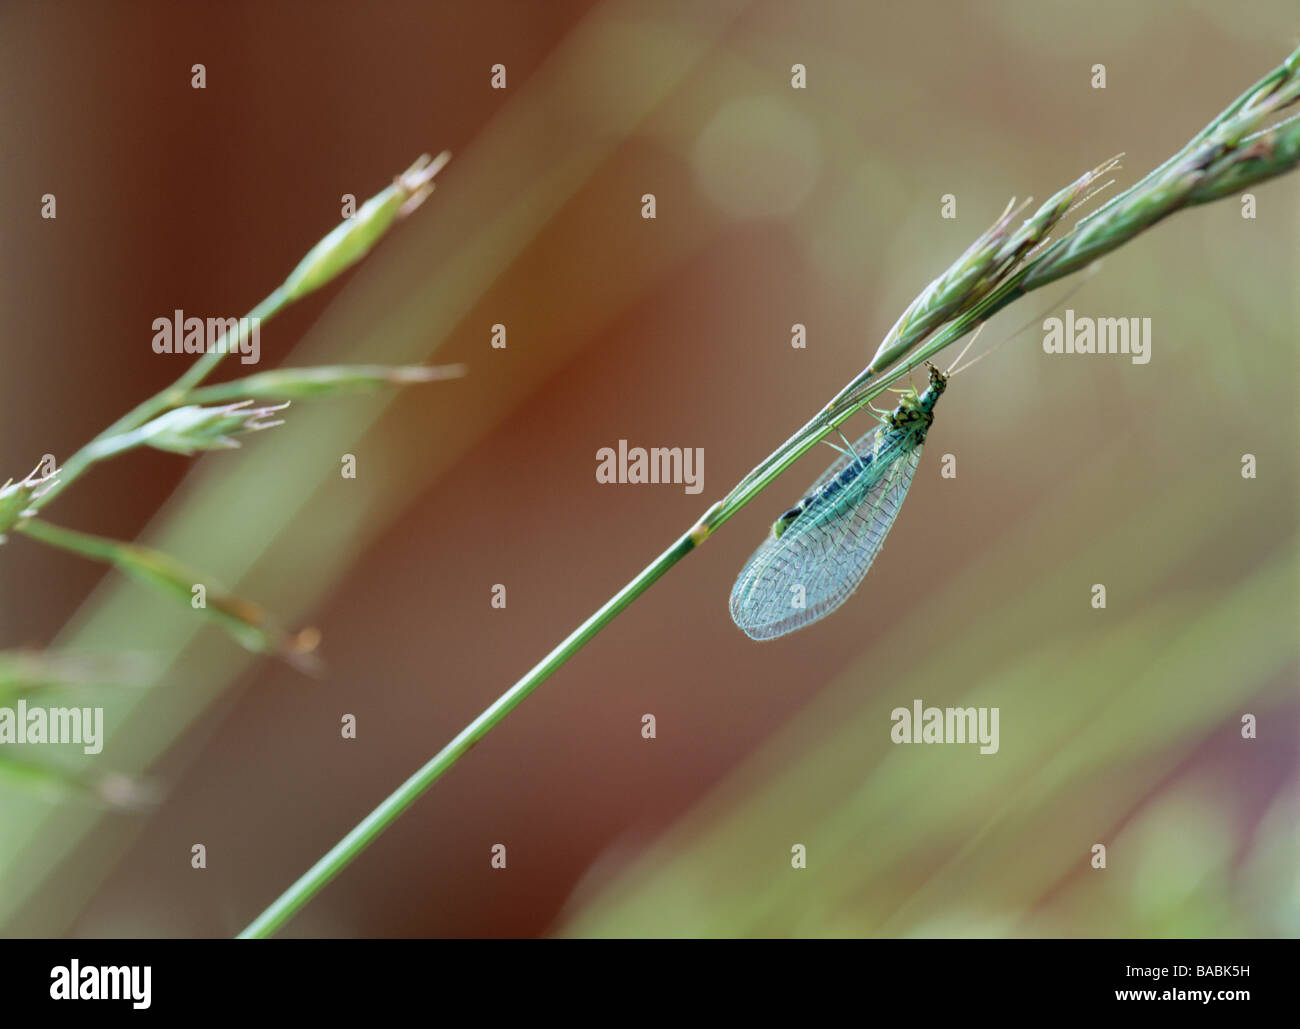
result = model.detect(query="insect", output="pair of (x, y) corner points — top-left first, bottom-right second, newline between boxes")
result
(729, 361), (950, 641)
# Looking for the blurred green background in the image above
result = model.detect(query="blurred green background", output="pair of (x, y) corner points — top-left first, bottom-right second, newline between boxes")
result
(0, 0), (1295, 937)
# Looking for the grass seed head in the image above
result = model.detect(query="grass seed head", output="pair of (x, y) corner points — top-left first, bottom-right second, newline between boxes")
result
(279, 151), (451, 303)
(0, 464), (59, 539)
(138, 400), (290, 456)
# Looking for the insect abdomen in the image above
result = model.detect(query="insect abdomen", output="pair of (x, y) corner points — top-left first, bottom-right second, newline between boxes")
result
(771, 506), (803, 539)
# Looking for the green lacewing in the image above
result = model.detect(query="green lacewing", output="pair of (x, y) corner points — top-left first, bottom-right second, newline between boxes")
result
(729, 363), (947, 640)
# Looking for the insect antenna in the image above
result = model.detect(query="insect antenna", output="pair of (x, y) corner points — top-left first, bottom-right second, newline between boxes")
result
(947, 262), (1101, 378)
(943, 321), (988, 375)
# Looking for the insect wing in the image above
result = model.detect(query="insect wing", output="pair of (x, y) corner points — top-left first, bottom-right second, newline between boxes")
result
(729, 434), (924, 640)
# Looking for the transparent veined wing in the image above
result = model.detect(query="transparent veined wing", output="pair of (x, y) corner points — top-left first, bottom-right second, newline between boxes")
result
(729, 430), (925, 640)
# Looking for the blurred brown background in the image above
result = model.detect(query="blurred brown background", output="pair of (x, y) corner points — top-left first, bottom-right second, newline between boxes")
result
(0, 1), (1295, 937)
